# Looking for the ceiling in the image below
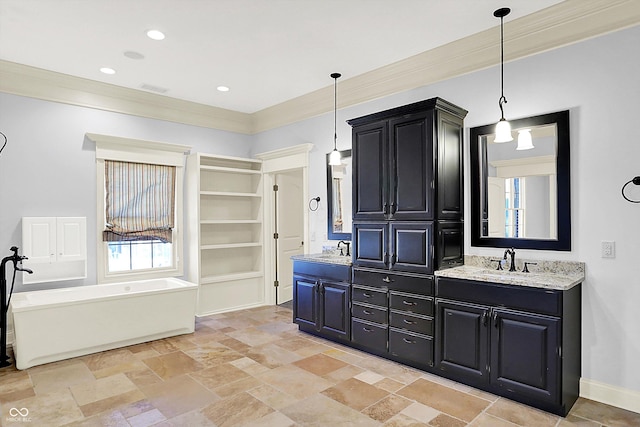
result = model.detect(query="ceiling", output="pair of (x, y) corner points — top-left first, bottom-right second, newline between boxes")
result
(0, 0), (565, 114)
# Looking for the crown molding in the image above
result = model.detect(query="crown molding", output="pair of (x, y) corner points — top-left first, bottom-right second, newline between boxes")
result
(1, 0), (638, 135)
(0, 60), (252, 134)
(251, 0), (640, 133)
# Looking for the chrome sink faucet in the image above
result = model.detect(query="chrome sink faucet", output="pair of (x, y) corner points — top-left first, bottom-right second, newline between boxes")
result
(503, 247), (517, 272)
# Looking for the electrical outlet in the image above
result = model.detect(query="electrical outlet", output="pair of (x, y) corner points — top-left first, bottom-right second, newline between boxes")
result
(601, 241), (615, 258)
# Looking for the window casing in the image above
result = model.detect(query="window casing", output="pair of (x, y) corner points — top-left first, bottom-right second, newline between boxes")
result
(90, 133), (190, 284)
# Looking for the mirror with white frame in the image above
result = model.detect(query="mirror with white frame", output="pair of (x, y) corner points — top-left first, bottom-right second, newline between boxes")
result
(470, 110), (571, 251)
(326, 150), (352, 241)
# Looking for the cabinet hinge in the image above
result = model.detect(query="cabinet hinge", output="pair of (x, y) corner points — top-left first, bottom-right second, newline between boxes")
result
(273, 184), (279, 191)
(274, 280), (279, 288)
(273, 232), (279, 239)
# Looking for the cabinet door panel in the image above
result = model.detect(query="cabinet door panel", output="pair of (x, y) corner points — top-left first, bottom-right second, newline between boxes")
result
(390, 113), (434, 220)
(437, 111), (464, 220)
(353, 122), (388, 220)
(435, 299), (489, 384)
(436, 222), (463, 270)
(293, 276), (317, 328)
(353, 223), (388, 269)
(491, 309), (560, 404)
(390, 222), (433, 274)
(320, 282), (350, 340)
(22, 217), (56, 263)
(57, 217), (87, 262)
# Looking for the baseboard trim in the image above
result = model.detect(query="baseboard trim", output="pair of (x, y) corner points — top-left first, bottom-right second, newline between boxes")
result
(580, 378), (640, 413)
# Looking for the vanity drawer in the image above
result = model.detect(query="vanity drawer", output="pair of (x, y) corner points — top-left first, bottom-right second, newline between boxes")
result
(352, 285), (388, 307)
(352, 302), (388, 324)
(436, 277), (562, 316)
(352, 318), (388, 351)
(353, 268), (433, 294)
(389, 310), (433, 336)
(389, 291), (433, 316)
(389, 328), (433, 366)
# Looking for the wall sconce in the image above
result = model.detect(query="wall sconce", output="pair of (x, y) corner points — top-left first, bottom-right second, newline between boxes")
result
(328, 72), (342, 166)
(493, 7), (513, 143)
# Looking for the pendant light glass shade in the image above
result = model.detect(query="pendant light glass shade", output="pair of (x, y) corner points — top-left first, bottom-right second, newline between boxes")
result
(494, 119), (513, 142)
(328, 72), (342, 166)
(516, 129), (534, 150)
(329, 148), (341, 165)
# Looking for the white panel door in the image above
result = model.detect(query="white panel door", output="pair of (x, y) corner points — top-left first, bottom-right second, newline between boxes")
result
(22, 217), (56, 263)
(57, 217), (87, 262)
(275, 169), (304, 303)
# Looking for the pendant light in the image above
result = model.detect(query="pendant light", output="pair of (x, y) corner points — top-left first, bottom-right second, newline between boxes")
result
(328, 72), (342, 166)
(493, 7), (513, 143)
(516, 129), (534, 150)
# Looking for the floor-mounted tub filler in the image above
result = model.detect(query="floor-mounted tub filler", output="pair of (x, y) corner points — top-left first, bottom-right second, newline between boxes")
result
(9, 278), (198, 370)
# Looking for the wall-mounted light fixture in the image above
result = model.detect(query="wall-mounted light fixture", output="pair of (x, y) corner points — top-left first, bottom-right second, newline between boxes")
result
(493, 7), (513, 143)
(328, 72), (342, 166)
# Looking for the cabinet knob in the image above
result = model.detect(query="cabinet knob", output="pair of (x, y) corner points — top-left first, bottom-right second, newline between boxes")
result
(382, 276), (391, 283)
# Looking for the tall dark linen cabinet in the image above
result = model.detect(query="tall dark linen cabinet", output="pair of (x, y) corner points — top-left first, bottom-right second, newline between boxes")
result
(349, 98), (467, 275)
(347, 98), (467, 367)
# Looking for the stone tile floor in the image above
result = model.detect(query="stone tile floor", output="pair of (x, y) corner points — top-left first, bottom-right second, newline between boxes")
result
(1, 304), (639, 426)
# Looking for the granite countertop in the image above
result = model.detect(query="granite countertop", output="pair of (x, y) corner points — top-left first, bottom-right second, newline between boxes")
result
(291, 253), (352, 266)
(435, 255), (585, 291)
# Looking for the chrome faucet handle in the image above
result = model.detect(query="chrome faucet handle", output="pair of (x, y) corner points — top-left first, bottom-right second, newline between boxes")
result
(522, 262), (537, 273)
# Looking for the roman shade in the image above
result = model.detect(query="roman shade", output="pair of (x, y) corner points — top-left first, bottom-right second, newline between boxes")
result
(103, 160), (176, 243)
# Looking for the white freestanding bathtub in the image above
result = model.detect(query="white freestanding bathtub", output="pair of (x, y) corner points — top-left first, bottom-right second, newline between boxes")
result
(9, 277), (198, 370)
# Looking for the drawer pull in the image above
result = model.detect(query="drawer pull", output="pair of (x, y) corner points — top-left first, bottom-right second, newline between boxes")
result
(402, 300), (417, 306)
(362, 327), (374, 332)
(382, 276), (391, 283)
(362, 310), (373, 315)
(403, 319), (417, 325)
(402, 338), (416, 344)
(362, 293), (372, 298)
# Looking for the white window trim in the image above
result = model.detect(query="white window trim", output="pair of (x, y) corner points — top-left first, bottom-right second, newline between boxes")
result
(88, 133), (191, 284)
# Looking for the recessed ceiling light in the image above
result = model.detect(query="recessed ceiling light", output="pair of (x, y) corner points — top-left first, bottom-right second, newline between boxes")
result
(100, 67), (116, 75)
(124, 51), (145, 60)
(217, 86), (230, 92)
(146, 29), (165, 40)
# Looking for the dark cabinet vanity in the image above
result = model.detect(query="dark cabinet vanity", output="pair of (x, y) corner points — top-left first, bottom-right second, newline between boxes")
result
(292, 98), (583, 417)
(435, 275), (581, 415)
(293, 259), (351, 342)
(293, 256), (582, 417)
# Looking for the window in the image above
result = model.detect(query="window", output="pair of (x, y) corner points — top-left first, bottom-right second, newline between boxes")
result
(90, 133), (190, 283)
(504, 177), (525, 238)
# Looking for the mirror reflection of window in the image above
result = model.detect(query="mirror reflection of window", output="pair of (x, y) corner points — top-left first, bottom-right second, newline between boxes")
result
(332, 176), (343, 232)
(504, 177), (523, 238)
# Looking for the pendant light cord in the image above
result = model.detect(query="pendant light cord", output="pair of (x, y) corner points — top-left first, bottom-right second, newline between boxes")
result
(333, 75), (338, 149)
(498, 12), (507, 120)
